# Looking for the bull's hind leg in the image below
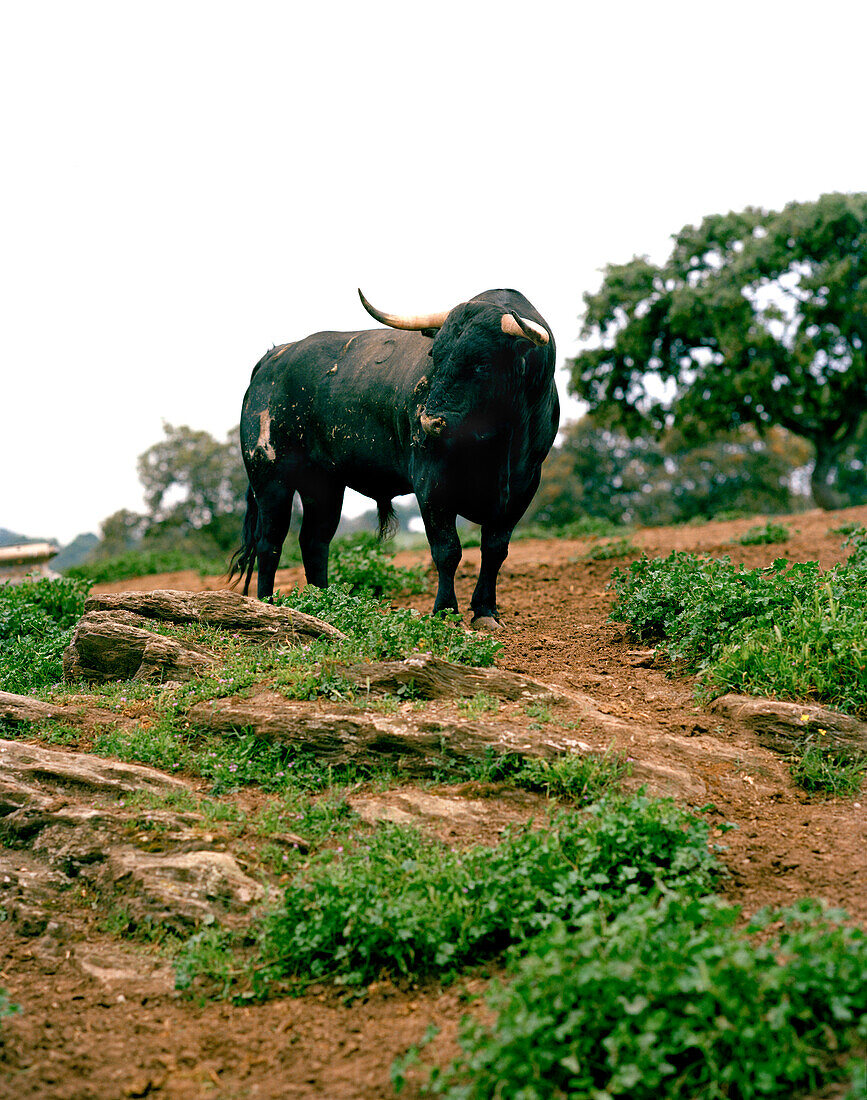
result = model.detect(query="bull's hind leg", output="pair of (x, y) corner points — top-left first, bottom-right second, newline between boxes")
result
(252, 479), (296, 600)
(298, 481), (345, 588)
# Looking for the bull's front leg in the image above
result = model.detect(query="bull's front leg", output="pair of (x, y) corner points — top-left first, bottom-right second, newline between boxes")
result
(469, 523), (513, 631)
(419, 501), (462, 615)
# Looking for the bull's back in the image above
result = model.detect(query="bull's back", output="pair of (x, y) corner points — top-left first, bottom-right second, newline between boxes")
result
(241, 328), (429, 495)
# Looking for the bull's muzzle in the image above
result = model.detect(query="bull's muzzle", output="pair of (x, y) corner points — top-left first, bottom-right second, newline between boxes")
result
(419, 410), (447, 437)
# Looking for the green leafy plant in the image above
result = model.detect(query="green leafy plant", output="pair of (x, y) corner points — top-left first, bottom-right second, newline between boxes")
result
(736, 522), (791, 545)
(249, 793), (721, 991)
(430, 897), (867, 1100)
(611, 548), (867, 718)
(328, 532), (427, 597)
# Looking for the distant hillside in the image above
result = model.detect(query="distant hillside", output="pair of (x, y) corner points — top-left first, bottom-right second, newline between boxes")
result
(54, 533), (99, 571)
(0, 527), (43, 547)
(0, 527), (99, 570)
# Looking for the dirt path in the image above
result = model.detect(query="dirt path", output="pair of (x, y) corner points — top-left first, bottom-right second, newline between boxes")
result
(2, 505), (866, 1098)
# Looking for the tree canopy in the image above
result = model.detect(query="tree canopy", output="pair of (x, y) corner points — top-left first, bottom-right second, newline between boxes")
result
(568, 192), (867, 508)
(524, 417), (810, 528)
(97, 423), (248, 558)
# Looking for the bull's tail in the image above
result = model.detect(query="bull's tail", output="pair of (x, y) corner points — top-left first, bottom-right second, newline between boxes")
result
(376, 499), (397, 540)
(227, 485), (259, 595)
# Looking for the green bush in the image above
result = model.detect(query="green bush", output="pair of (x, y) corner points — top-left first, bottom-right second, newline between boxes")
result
(329, 532), (427, 597)
(274, 584), (501, 666)
(611, 540), (867, 717)
(0, 576), (90, 693)
(736, 521), (791, 545)
(432, 897), (867, 1100)
(252, 794), (721, 990)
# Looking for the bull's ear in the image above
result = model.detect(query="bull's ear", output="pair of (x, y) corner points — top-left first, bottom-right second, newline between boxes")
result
(420, 327), (438, 338)
(501, 312), (549, 347)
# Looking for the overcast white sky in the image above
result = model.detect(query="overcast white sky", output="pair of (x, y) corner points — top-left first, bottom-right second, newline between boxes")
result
(2, 1), (865, 544)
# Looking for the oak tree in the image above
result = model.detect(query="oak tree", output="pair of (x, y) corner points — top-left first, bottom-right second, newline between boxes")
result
(569, 193), (867, 508)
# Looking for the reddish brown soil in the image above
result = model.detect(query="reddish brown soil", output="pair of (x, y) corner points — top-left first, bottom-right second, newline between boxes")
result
(2, 506), (866, 1099)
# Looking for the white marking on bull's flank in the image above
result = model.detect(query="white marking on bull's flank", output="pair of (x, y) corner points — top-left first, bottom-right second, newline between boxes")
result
(256, 410), (277, 461)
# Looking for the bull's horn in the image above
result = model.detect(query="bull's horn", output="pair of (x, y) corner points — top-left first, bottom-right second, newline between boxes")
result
(501, 313), (549, 347)
(358, 289), (451, 331)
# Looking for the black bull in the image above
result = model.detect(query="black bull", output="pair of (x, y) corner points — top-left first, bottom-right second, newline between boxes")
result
(229, 288), (559, 628)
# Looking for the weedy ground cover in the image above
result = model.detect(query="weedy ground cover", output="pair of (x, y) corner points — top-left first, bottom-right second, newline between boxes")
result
(448, 744), (631, 804)
(176, 792), (723, 994)
(428, 896), (867, 1100)
(611, 530), (867, 720)
(788, 734), (867, 797)
(325, 531), (428, 597)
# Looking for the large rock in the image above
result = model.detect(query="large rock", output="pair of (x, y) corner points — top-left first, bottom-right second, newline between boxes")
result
(83, 588), (346, 643)
(710, 694), (867, 757)
(63, 609), (217, 683)
(63, 589), (348, 684)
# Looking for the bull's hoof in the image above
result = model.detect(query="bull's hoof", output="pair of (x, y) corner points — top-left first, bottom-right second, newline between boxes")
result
(471, 616), (503, 633)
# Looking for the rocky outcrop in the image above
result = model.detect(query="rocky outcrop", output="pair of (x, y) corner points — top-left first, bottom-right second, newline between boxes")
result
(0, 738), (267, 936)
(343, 651), (554, 701)
(83, 589), (346, 642)
(62, 589), (346, 684)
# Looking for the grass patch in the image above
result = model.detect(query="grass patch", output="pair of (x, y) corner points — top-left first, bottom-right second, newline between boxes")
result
(435, 745), (630, 804)
(455, 693), (501, 717)
(517, 517), (629, 541)
(91, 716), (396, 795)
(429, 896), (867, 1100)
(0, 576), (90, 694)
(787, 735), (866, 798)
(66, 548), (227, 585)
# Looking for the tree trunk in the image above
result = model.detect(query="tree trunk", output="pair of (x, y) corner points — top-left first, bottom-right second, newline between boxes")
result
(810, 437), (848, 511)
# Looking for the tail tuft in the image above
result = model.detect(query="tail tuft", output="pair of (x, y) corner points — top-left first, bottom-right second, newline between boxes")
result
(376, 499), (397, 540)
(226, 486), (259, 594)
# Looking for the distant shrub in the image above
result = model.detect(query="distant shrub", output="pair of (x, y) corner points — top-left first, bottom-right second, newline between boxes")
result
(736, 522), (790, 545)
